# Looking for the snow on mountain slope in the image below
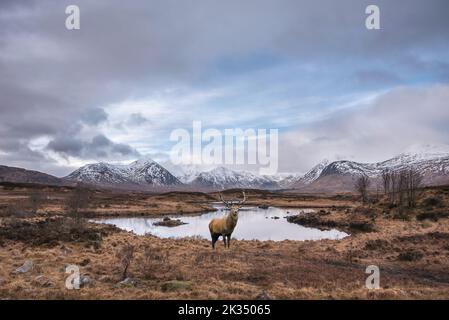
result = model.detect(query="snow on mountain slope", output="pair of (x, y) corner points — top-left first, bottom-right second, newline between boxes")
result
(64, 144), (449, 191)
(293, 144), (449, 191)
(164, 162), (288, 188)
(161, 162), (216, 184)
(319, 160), (379, 177)
(293, 159), (330, 186)
(190, 166), (279, 189)
(65, 159), (181, 186)
(320, 146), (449, 179)
(64, 163), (133, 185)
(270, 172), (303, 188)
(127, 159), (182, 186)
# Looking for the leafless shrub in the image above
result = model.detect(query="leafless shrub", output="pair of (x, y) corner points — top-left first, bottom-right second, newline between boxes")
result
(65, 183), (92, 225)
(382, 167), (423, 208)
(381, 169), (390, 195)
(116, 244), (134, 280)
(141, 245), (171, 279)
(4, 203), (32, 218)
(354, 175), (370, 203)
(29, 190), (44, 215)
(398, 249), (424, 262)
(422, 196), (443, 208)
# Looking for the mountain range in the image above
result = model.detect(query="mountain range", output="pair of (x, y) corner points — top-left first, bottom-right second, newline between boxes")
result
(1, 144), (449, 192)
(64, 158), (181, 188)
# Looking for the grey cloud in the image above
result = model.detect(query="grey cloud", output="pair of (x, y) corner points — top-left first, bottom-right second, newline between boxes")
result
(47, 134), (140, 159)
(81, 107), (108, 126)
(0, 0), (448, 174)
(0, 141), (69, 176)
(278, 84), (449, 172)
(126, 113), (148, 126)
(46, 137), (83, 155)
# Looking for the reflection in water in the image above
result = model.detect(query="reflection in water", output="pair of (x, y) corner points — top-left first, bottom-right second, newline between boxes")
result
(93, 206), (348, 241)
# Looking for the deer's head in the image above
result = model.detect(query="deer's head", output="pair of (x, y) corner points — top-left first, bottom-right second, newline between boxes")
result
(219, 191), (246, 219)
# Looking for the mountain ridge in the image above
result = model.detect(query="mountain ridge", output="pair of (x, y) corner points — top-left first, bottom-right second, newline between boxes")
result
(1, 144), (449, 192)
(64, 159), (181, 187)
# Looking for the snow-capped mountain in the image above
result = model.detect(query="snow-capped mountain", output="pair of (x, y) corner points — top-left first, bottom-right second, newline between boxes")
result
(161, 162), (215, 184)
(292, 159), (330, 186)
(267, 172), (303, 188)
(190, 166), (280, 189)
(127, 159), (182, 186)
(63, 144), (449, 191)
(319, 146), (449, 179)
(64, 158), (181, 187)
(291, 144), (449, 191)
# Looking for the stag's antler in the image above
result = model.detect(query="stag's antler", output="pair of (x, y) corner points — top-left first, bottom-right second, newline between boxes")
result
(219, 192), (232, 208)
(219, 191), (246, 208)
(236, 191), (246, 207)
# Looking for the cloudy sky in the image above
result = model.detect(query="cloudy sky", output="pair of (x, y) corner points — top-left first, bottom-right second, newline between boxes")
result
(1, 0), (449, 176)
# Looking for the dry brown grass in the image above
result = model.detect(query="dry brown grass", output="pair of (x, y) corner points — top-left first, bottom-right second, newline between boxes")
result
(0, 184), (448, 299)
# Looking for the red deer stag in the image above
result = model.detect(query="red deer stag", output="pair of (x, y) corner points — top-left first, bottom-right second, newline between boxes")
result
(208, 191), (246, 249)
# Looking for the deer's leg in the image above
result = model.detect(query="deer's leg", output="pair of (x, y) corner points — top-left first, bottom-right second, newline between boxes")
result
(211, 233), (219, 249)
(222, 234), (227, 247)
(227, 234), (231, 248)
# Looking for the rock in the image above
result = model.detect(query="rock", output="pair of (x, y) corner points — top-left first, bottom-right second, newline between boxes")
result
(117, 277), (138, 287)
(80, 275), (93, 288)
(32, 275), (54, 288)
(258, 205), (269, 209)
(14, 260), (34, 274)
(98, 275), (113, 282)
(154, 219), (187, 227)
(161, 280), (192, 292)
(271, 216), (280, 220)
(255, 290), (273, 300)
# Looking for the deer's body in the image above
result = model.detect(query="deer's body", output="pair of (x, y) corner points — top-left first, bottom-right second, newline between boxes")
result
(209, 191), (246, 249)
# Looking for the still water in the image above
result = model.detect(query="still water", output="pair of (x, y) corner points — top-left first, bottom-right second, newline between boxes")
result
(93, 206), (348, 241)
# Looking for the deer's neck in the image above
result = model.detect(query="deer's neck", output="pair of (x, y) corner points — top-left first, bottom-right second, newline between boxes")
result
(226, 210), (238, 231)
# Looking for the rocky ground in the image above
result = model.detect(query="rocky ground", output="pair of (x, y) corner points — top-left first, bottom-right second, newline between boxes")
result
(0, 184), (448, 299)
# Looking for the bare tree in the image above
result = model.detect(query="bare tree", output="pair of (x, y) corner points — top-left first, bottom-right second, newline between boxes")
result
(28, 190), (44, 215)
(65, 183), (92, 224)
(116, 244), (134, 280)
(398, 170), (408, 206)
(389, 171), (398, 205)
(381, 169), (390, 195)
(383, 167), (423, 208)
(405, 168), (423, 208)
(354, 175), (370, 203)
